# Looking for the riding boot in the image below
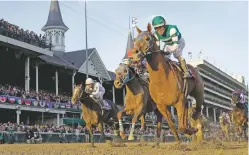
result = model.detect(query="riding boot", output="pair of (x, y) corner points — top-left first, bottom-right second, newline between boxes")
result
(178, 56), (192, 78)
(97, 100), (105, 115)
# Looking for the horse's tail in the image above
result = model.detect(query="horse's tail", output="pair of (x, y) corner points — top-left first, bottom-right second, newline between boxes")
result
(111, 102), (120, 120)
(105, 99), (120, 120)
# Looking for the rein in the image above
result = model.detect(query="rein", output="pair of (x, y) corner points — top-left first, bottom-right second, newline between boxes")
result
(117, 67), (136, 85)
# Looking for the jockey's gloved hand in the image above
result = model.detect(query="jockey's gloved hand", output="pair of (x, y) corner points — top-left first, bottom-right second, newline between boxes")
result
(164, 51), (171, 55)
(90, 95), (93, 98)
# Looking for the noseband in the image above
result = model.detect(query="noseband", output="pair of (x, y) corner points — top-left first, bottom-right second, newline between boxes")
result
(116, 66), (135, 86)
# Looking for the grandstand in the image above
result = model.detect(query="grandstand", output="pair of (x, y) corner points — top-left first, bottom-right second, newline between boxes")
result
(0, 0), (247, 131)
(186, 59), (248, 122)
(0, 0), (124, 128)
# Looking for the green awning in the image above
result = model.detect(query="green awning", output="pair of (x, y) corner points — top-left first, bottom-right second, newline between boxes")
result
(63, 118), (85, 125)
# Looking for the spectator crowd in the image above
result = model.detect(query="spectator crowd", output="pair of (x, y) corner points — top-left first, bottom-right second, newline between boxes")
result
(0, 84), (71, 104)
(0, 18), (52, 50)
(0, 121), (171, 144)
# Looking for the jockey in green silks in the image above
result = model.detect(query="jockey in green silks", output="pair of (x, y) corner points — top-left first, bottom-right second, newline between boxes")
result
(152, 16), (192, 78)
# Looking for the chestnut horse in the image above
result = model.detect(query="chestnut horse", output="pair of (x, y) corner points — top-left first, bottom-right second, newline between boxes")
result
(231, 90), (248, 140)
(71, 84), (120, 147)
(114, 63), (164, 146)
(131, 23), (205, 142)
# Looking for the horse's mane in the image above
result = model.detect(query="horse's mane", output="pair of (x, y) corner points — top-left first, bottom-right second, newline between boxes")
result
(79, 90), (101, 111)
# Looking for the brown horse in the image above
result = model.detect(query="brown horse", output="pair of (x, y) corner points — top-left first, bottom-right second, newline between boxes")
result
(130, 23), (205, 142)
(71, 84), (120, 146)
(114, 63), (164, 145)
(231, 90), (248, 140)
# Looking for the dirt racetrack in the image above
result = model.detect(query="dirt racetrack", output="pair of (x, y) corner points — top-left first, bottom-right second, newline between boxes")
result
(0, 141), (247, 155)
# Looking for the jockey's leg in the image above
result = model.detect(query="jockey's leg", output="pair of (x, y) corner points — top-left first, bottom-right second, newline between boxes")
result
(174, 38), (191, 79)
(99, 93), (107, 110)
(177, 56), (192, 78)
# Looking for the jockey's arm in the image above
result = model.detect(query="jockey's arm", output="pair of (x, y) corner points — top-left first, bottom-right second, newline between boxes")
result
(165, 28), (179, 52)
(91, 83), (100, 96)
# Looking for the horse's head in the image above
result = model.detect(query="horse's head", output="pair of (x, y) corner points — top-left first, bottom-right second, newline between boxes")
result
(232, 89), (245, 105)
(71, 84), (83, 104)
(132, 23), (159, 62)
(114, 63), (135, 88)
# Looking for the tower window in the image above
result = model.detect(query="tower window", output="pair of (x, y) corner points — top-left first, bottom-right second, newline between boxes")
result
(49, 35), (52, 43)
(56, 35), (59, 44)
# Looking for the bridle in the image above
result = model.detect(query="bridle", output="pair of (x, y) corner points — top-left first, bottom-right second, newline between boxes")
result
(116, 65), (135, 86)
(134, 33), (159, 59)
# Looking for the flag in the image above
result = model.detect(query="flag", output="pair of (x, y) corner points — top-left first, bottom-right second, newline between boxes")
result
(132, 17), (138, 28)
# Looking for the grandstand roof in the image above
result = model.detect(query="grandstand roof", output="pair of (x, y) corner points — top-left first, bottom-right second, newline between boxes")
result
(39, 54), (77, 70)
(42, 0), (68, 31)
(63, 48), (95, 69)
(108, 71), (116, 80)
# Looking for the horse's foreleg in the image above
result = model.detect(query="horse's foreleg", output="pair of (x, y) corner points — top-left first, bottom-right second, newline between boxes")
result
(98, 122), (107, 141)
(86, 124), (94, 147)
(128, 107), (143, 141)
(140, 114), (145, 131)
(175, 95), (198, 135)
(117, 109), (127, 140)
(153, 109), (163, 147)
(157, 105), (180, 144)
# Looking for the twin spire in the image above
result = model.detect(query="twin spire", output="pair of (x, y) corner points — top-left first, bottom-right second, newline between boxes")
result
(42, 0), (68, 32)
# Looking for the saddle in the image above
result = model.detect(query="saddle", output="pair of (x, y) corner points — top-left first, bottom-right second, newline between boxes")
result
(165, 56), (195, 79)
(102, 100), (112, 110)
(92, 98), (112, 113)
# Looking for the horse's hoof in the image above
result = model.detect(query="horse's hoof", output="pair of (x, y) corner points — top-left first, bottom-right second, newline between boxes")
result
(120, 133), (127, 140)
(128, 135), (134, 141)
(192, 112), (201, 120)
(185, 128), (198, 135)
(88, 144), (96, 148)
(152, 143), (159, 148)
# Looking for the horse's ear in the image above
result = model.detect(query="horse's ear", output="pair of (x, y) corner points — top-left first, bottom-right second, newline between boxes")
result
(136, 26), (142, 34)
(147, 23), (152, 33)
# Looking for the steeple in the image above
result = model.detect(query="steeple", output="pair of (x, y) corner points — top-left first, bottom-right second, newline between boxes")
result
(42, 0), (68, 31)
(123, 30), (134, 59)
(42, 0), (68, 56)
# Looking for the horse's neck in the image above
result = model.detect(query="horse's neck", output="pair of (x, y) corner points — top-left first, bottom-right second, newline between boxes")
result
(145, 52), (174, 83)
(126, 78), (144, 95)
(81, 98), (99, 111)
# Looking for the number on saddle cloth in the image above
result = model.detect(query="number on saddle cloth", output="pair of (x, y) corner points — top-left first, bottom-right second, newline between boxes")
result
(103, 100), (112, 110)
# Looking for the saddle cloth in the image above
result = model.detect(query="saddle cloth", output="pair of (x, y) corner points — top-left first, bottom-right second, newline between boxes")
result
(103, 100), (112, 110)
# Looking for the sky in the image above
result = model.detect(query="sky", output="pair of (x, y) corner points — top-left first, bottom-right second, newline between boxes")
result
(0, 1), (248, 83)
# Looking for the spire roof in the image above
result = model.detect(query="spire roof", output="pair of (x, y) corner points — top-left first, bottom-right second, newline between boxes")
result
(123, 30), (134, 59)
(42, 0), (68, 31)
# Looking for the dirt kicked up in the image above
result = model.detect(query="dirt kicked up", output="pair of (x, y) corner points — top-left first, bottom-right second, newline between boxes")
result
(0, 141), (247, 155)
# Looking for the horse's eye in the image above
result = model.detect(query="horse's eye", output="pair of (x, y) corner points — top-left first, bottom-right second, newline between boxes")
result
(144, 36), (150, 41)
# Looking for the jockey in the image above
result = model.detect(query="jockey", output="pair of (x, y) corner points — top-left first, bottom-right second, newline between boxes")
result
(238, 91), (248, 112)
(123, 49), (149, 81)
(85, 78), (107, 110)
(152, 16), (191, 78)
(233, 90), (248, 112)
